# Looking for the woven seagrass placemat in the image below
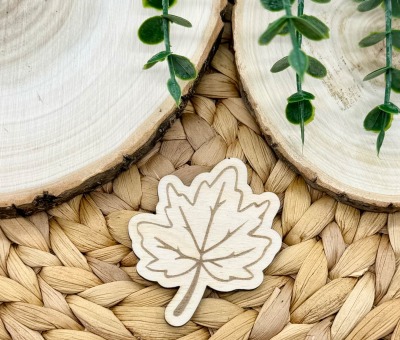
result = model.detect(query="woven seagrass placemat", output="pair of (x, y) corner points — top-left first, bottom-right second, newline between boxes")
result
(0, 5), (399, 340)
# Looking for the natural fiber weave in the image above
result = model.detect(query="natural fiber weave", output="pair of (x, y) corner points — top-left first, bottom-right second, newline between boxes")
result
(1, 6), (400, 340)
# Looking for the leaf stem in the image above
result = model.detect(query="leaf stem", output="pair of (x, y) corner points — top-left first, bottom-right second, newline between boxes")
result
(162, 0), (176, 81)
(283, 0), (306, 146)
(296, 0), (304, 93)
(283, 0), (297, 49)
(384, 0), (393, 105)
(377, 0), (393, 155)
(297, 0), (305, 147)
(165, 264), (205, 326)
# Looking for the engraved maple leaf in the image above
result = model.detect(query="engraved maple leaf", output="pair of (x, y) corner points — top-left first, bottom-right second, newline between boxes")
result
(129, 158), (281, 327)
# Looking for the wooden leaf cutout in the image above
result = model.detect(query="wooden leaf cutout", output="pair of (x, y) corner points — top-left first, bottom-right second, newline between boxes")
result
(129, 158), (281, 326)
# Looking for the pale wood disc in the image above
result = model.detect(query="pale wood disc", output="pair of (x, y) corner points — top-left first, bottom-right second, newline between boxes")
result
(233, 0), (400, 212)
(0, 0), (226, 215)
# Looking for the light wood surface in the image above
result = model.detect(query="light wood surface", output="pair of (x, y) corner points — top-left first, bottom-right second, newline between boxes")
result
(129, 158), (281, 326)
(233, 0), (400, 212)
(0, 0), (226, 216)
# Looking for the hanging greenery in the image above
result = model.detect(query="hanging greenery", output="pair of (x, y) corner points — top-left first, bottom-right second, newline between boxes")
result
(358, 0), (400, 155)
(259, 0), (330, 145)
(139, 0), (197, 106)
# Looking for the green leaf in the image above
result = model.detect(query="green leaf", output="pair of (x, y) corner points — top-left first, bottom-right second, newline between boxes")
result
(300, 15), (330, 37)
(392, 68), (400, 92)
(162, 14), (192, 27)
(359, 32), (386, 47)
(307, 56), (327, 78)
(392, 30), (400, 49)
(169, 54), (197, 80)
(379, 102), (399, 114)
(311, 0), (330, 3)
(287, 91), (315, 103)
(363, 66), (390, 81)
(167, 78), (181, 105)
(260, 0), (294, 11)
(286, 100), (314, 124)
(144, 51), (171, 69)
(392, 0), (400, 17)
(288, 48), (309, 80)
(271, 56), (290, 73)
(357, 0), (383, 11)
(278, 24), (289, 35)
(259, 17), (288, 45)
(142, 0), (176, 10)
(364, 106), (392, 131)
(377, 130), (385, 155)
(138, 16), (164, 45)
(292, 16), (329, 41)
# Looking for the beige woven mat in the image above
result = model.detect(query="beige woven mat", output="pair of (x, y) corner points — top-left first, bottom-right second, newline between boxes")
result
(1, 6), (400, 340)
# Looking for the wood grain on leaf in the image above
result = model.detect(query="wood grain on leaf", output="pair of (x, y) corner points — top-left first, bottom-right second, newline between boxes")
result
(0, 0), (227, 217)
(129, 158), (281, 326)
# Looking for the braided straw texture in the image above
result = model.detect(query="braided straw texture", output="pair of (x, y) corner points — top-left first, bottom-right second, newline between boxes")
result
(1, 6), (400, 340)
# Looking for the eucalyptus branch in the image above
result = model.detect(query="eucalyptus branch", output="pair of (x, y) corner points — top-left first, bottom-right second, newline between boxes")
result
(384, 0), (393, 106)
(359, 0), (400, 155)
(162, 0), (176, 82)
(138, 0), (197, 106)
(259, 0), (330, 146)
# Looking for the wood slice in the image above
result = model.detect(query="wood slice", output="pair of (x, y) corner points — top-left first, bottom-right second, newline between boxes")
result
(233, 0), (400, 212)
(0, 0), (226, 217)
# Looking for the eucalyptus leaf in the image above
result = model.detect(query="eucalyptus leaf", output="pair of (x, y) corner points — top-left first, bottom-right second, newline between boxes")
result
(279, 24), (290, 35)
(364, 106), (392, 131)
(287, 91), (315, 102)
(300, 15), (330, 37)
(138, 16), (164, 45)
(292, 16), (329, 41)
(271, 56), (290, 73)
(392, 30), (400, 49)
(358, 0), (384, 12)
(377, 130), (385, 155)
(167, 78), (181, 105)
(392, 68), (400, 92)
(288, 48), (309, 80)
(169, 54), (197, 80)
(392, 0), (400, 17)
(286, 99), (315, 124)
(260, 0), (294, 11)
(359, 32), (386, 47)
(162, 14), (192, 27)
(259, 17), (288, 45)
(307, 56), (327, 78)
(144, 51), (171, 69)
(379, 102), (399, 114)
(363, 66), (390, 81)
(143, 0), (177, 10)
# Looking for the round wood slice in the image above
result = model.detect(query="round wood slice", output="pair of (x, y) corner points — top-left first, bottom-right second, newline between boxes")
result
(233, 0), (400, 212)
(0, 0), (226, 217)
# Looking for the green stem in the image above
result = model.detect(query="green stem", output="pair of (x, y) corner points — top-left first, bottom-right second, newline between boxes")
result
(283, 0), (306, 146)
(384, 0), (393, 105)
(297, 0), (305, 146)
(162, 0), (175, 80)
(296, 0), (304, 93)
(378, 0), (393, 155)
(283, 0), (298, 50)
